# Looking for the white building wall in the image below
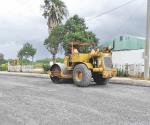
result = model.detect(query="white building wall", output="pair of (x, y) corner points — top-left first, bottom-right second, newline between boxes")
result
(112, 49), (144, 65)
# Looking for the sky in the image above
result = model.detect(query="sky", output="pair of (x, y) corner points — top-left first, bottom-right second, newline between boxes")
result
(0, 0), (147, 59)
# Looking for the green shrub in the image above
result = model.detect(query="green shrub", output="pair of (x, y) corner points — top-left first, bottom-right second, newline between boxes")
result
(34, 63), (43, 68)
(56, 58), (64, 63)
(43, 64), (51, 72)
(36, 58), (50, 65)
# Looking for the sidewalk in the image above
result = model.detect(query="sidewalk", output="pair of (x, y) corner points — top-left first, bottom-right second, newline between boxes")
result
(0, 71), (49, 79)
(0, 71), (150, 87)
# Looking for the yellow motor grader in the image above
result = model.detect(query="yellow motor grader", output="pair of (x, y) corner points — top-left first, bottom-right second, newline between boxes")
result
(49, 41), (117, 87)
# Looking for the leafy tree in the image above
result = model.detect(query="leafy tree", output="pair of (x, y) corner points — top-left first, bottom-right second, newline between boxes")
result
(18, 43), (37, 64)
(42, 0), (68, 31)
(63, 15), (98, 52)
(64, 15), (87, 33)
(44, 24), (65, 63)
(22, 43), (37, 62)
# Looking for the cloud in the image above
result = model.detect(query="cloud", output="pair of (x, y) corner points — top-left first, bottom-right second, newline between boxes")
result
(84, 0), (146, 41)
(0, 0), (49, 59)
(0, 0), (147, 59)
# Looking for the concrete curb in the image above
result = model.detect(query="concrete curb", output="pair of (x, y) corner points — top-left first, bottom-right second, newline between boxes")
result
(0, 71), (150, 87)
(110, 77), (150, 87)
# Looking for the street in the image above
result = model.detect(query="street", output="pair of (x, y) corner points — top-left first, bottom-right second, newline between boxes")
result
(0, 75), (150, 125)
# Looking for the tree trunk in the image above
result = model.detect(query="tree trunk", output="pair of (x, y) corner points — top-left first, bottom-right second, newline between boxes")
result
(52, 54), (56, 64)
(32, 56), (34, 65)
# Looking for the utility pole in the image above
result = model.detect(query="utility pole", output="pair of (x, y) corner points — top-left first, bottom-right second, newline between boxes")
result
(144, 0), (150, 79)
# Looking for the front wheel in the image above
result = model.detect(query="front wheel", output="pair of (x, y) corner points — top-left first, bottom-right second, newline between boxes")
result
(93, 73), (109, 85)
(73, 64), (92, 87)
(50, 76), (62, 84)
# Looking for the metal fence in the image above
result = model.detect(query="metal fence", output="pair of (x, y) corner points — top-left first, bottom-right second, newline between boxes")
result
(8, 65), (33, 73)
(8, 63), (145, 78)
(114, 64), (144, 78)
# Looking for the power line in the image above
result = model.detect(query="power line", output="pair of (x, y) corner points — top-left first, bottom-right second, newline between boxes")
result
(87, 0), (138, 21)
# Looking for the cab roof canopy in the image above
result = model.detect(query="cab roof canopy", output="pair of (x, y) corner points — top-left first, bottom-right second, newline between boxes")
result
(69, 41), (96, 46)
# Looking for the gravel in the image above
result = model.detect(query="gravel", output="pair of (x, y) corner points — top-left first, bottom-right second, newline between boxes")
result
(0, 75), (150, 125)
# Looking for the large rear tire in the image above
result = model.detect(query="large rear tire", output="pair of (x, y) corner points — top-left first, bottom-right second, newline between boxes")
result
(93, 73), (109, 85)
(73, 64), (91, 87)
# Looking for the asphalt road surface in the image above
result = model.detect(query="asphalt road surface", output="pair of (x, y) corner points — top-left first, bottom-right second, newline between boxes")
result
(0, 75), (150, 125)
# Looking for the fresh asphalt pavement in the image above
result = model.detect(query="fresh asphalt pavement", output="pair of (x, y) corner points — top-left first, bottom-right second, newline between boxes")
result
(0, 75), (150, 125)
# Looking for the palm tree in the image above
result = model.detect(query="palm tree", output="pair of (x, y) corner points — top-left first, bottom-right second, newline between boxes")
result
(42, 0), (68, 64)
(42, 0), (68, 31)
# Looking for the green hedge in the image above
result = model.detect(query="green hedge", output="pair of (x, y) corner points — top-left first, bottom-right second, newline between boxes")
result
(43, 64), (51, 73)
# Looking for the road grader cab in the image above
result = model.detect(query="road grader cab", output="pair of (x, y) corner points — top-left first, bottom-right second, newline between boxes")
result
(49, 41), (117, 87)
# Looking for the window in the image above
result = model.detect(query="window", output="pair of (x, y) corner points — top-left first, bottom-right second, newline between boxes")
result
(120, 36), (123, 41)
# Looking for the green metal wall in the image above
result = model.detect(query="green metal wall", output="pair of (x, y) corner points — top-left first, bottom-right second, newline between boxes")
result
(103, 36), (145, 51)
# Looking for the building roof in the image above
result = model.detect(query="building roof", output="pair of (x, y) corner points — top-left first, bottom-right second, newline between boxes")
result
(102, 35), (145, 51)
